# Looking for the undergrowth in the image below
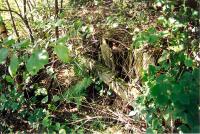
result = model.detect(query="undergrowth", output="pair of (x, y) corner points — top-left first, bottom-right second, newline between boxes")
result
(0, 0), (199, 133)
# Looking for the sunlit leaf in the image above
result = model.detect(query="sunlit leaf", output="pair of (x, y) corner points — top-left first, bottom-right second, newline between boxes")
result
(59, 129), (66, 134)
(54, 45), (71, 63)
(42, 117), (50, 127)
(8, 54), (19, 77)
(5, 75), (14, 83)
(168, 45), (184, 52)
(52, 95), (60, 102)
(158, 50), (170, 63)
(41, 96), (48, 104)
(26, 49), (49, 75)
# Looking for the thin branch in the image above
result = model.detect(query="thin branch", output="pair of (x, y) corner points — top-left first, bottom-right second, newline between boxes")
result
(6, 0), (20, 42)
(60, 0), (63, 13)
(26, 0), (34, 21)
(14, 0), (22, 15)
(28, 0), (34, 10)
(55, 0), (59, 39)
(0, 9), (24, 21)
(0, 8), (34, 44)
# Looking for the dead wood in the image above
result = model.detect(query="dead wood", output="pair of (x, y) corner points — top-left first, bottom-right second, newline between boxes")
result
(79, 56), (141, 102)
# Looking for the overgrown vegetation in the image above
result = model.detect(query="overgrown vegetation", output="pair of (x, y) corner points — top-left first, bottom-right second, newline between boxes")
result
(0, 0), (199, 133)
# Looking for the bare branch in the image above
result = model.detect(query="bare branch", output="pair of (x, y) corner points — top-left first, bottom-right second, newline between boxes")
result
(0, 8), (34, 44)
(6, 0), (20, 42)
(55, 0), (59, 39)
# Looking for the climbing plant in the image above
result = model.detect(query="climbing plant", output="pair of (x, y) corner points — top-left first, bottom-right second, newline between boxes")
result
(136, 0), (199, 133)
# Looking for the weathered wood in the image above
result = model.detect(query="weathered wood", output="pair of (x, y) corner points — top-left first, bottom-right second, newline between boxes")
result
(80, 56), (140, 102)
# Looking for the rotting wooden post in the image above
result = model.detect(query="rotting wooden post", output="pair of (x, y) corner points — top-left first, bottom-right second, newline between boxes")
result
(79, 56), (141, 102)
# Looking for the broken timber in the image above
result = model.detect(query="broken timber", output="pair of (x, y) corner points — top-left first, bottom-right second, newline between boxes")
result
(80, 56), (141, 102)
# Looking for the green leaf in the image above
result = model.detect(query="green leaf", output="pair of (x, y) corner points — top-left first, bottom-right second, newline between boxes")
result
(146, 128), (154, 134)
(177, 93), (190, 105)
(152, 118), (159, 129)
(177, 124), (190, 133)
(42, 117), (50, 127)
(59, 129), (66, 134)
(158, 50), (169, 63)
(14, 39), (30, 49)
(64, 77), (92, 105)
(168, 45), (184, 52)
(163, 113), (170, 121)
(0, 48), (9, 63)
(156, 94), (168, 105)
(26, 49), (49, 75)
(148, 34), (159, 44)
(52, 95), (60, 102)
(2, 38), (15, 47)
(184, 57), (193, 67)
(148, 65), (156, 75)
(35, 88), (47, 96)
(56, 35), (69, 45)
(54, 45), (71, 63)
(151, 85), (160, 97)
(8, 54), (19, 77)
(5, 75), (14, 83)
(41, 96), (48, 104)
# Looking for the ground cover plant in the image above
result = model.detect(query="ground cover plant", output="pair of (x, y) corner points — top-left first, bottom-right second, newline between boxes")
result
(0, 0), (199, 133)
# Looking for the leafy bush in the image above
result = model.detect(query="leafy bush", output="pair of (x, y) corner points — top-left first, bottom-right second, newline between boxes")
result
(136, 0), (199, 133)
(0, 0), (199, 133)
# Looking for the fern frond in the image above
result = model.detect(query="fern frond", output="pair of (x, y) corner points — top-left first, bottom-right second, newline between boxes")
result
(63, 77), (92, 105)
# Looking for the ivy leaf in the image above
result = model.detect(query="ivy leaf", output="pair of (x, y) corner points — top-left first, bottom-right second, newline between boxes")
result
(5, 75), (14, 83)
(0, 48), (9, 63)
(8, 54), (19, 77)
(41, 96), (48, 104)
(54, 45), (71, 63)
(184, 57), (193, 67)
(26, 49), (49, 75)
(52, 95), (60, 102)
(42, 117), (50, 127)
(150, 85), (160, 97)
(156, 94), (168, 105)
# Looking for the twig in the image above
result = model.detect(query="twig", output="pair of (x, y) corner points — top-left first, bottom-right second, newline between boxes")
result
(6, 0), (20, 42)
(0, 8), (34, 44)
